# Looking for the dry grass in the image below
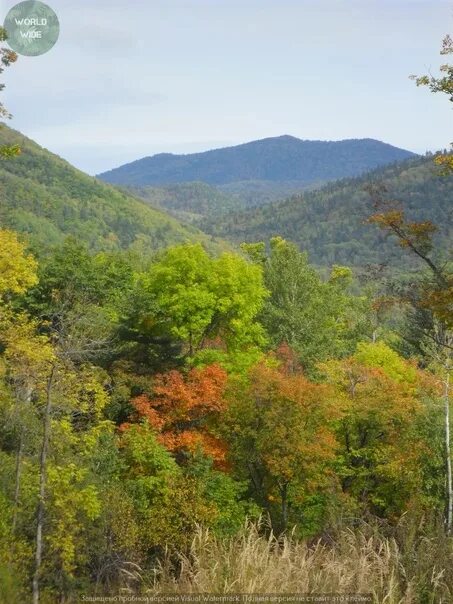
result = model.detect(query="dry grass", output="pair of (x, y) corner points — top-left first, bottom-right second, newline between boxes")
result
(135, 519), (453, 604)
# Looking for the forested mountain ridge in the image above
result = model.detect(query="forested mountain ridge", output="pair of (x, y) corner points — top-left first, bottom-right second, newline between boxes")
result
(98, 135), (417, 187)
(203, 154), (453, 267)
(0, 125), (448, 271)
(0, 125), (219, 254)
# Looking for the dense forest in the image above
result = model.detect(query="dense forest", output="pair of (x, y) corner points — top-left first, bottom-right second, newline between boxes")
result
(0, 26), (452, 604)
(0, 126), (218, 255)
(121, 181), (245, 225)
(203, 155), (453, 267)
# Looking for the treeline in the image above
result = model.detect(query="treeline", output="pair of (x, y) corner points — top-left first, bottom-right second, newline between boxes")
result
(0, 224), (451, 602)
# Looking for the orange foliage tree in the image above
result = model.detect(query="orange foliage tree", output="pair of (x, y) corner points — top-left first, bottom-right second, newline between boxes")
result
(223, 355), (340, 533)
(122, 364), (228, 466)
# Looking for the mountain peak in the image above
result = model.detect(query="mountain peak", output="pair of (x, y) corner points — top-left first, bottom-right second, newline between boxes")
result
(98, 136), (418, 187)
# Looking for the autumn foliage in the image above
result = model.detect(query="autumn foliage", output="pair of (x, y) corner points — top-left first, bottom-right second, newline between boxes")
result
(123, 364), (228, 465)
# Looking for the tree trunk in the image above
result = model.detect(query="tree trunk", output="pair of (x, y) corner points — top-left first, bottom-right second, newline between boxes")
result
(279, 482), (289, 533)
(32, 366), (55, 604)
(13, 385), (32, 531)
(445, 371), (452, 535)
(12, 429), (23, 532)
(189, 330), (193, 357)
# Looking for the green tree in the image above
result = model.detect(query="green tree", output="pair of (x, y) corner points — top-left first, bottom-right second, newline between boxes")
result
(0, 230), (38, 299)
(141, 243), (267, 358)
(323, 342), (440, 519)
(118, 422), (215, 555)
(250, 237), (368, 372)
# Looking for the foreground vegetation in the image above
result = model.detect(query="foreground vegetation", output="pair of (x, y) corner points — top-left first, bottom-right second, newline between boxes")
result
(0, 224), (451, 602)
(149, 519), (453, 602)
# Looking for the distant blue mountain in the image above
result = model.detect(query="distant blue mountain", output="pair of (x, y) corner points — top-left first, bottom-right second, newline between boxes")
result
(98, 135), (418, 187)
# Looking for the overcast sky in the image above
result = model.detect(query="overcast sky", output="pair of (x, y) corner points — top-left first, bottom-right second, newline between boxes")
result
(2, 0), (452, 174)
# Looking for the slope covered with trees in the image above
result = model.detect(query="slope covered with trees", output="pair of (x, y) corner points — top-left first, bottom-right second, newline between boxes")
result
(121, 181), (244, 225)
(126, 180), (326, 225)
(204, 154), (452, 267)
(0, 126), (217, 254)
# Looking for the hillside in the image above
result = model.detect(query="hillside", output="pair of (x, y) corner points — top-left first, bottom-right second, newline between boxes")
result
(0, 126), (217, 254)
(98, 135), (417, 188)
(217, 179), (322, 208)
(125, 180), (325, 227)
(203, 155), (453, 267)
(121, 181), (244, 225)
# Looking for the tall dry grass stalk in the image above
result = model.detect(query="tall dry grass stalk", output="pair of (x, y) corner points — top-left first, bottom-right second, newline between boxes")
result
(140, 519), (453, 604)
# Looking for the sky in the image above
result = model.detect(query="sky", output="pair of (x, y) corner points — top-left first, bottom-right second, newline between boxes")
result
(1, 0), (452, 175)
